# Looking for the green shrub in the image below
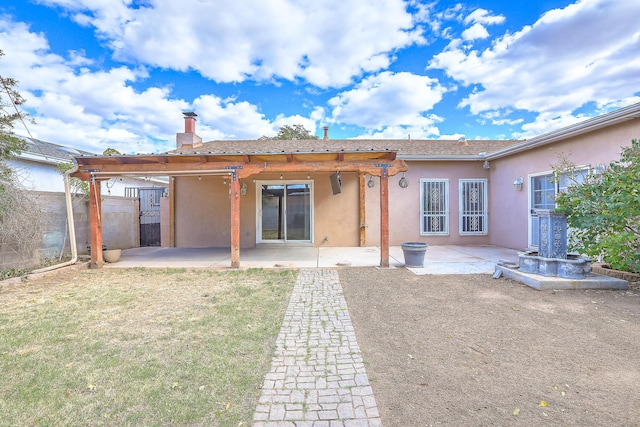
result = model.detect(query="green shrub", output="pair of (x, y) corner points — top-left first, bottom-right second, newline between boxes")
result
(555, 139), (640, 272)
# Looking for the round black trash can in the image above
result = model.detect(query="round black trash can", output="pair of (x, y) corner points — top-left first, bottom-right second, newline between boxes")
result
(401, 242), (428, 267)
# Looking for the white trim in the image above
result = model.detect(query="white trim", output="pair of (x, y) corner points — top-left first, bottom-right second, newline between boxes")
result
(458, 179), (488, 236)
(486, 102), (640, 160)
(256, 180), (314, 244)
(420, 178), (449, 236)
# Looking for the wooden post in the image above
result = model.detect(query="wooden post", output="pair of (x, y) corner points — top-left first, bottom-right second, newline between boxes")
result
(89, 177), (104, 268)
(359, 172), (366, 247)
(230, 174), (241, 268)
(380, 172), (390, 267)
(169, 176), (175, 247)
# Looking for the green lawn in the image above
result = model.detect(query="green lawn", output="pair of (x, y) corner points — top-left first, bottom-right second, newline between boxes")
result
(0, 268), (296, 426)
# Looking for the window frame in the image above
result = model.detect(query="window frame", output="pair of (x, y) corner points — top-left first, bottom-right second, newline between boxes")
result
(458, 179), (488, 236)
(420, 178), (450, 236)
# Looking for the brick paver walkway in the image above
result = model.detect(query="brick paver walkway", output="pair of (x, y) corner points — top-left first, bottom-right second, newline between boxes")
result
(253, 269), (381, 427)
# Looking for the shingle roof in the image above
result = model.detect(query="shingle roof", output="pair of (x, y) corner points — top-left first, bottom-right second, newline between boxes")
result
(19, 136), (94, 162)
(170, 138), (521, 158)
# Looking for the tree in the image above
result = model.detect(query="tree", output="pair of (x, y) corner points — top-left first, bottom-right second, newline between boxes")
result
(103, 147), (122, 156)
(0, 50), (28, 189)
(0, 50), (42, 272)
(554, 139), (640, 272)
(259, 124), (319, 140)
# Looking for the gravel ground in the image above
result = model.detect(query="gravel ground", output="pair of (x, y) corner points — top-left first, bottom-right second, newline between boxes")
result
(339, 268), (640, 427)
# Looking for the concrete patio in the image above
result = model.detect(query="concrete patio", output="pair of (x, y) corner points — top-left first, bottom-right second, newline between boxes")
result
(103, 244), (521, 275)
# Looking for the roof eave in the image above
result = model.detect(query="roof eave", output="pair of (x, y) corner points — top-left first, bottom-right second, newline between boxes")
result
(17, 152), (71, 165)
(399, 154), (485, 161)
(486, 102), (640, 160)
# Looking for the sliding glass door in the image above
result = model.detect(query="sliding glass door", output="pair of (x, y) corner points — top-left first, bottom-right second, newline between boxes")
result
(258, 182), (312, 243)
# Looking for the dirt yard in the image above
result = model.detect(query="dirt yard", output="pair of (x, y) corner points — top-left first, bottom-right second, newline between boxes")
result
(339, 269), (640, 427)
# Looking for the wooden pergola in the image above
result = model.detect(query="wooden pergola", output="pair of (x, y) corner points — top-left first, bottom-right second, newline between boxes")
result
(72, 149), (408, 269)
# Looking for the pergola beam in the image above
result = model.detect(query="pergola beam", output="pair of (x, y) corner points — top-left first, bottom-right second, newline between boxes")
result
(73, 152), (407, 269)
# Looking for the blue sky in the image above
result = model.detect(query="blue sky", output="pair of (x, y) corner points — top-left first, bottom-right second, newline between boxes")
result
(1, 0), (639, 154)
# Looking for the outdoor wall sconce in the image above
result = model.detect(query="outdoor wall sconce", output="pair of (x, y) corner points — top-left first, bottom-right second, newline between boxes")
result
(483, 160), (490, 169)
(398, 173), (409, 188)
(240, 181), (247, 196)
(367, 175), (375, 188)
(223, 178), (227, 185)
(513, 177), (524, 191)
(280, 174), (283, 180)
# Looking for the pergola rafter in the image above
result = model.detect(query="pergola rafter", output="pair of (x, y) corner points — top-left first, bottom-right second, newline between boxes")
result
(72, 150), (407, 269)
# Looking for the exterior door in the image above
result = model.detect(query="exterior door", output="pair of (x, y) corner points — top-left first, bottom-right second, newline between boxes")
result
(257, 181), (312, 243)
(138, 187), (166, 247)
(529, 174), (556, 247)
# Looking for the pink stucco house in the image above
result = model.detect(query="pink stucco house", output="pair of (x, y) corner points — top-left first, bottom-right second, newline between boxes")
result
(73, 102), (640, 268)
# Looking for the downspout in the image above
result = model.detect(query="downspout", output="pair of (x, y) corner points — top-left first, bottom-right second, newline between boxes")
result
(32, 164), (79, 273)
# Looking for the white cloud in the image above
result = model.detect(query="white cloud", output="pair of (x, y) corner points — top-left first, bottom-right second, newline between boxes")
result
(0, 16), (188, 153)
(328, 71), (446, 134)
(513, 112), (587, 139)
(463, 8), (505, 26)
(428, 0), (640, 121)
(0, 14), (327, 153)
(354, 122), (442, 139)
(192, 95), (276, 140)
(36, 0), (425, 88)
(462, 23), (489, 41)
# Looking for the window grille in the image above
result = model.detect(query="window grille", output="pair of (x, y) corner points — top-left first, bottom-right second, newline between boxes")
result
(420, 179), (449, 235)
(459, 179), (487, 235)
(125, 187), (138, 198)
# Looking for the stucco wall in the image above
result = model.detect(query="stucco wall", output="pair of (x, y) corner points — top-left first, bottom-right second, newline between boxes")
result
(8, 158), (166, 196)
(173, 172), (360, 248)
(175, 176), (232, 248)
(0, 192), (138, 269)
(8, 159), (66, 192)
(489, 118), (639, 250)
(366, 161), (492, 246)
(312, 172), (360, 246)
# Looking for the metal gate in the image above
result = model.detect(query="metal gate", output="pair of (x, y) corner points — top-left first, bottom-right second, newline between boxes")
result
(127, 187), (167, 247)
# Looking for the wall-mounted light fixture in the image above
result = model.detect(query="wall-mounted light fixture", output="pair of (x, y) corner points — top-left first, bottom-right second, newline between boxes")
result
(240, 181), (247, 196)
(367, 175), (375, 188)
(398, 173), (409, 188)
(280, 174), (283, 180)
(513, 177), (524, 191)
(307, 173), (311, 180)
(483, 160), (490, 169)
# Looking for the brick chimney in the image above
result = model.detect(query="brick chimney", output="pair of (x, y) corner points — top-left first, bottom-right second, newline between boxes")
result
(323, 126), (329, 140)
(177, 112), (203, 149)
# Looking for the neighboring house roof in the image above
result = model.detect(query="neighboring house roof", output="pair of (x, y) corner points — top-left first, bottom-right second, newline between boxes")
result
(16, 136), (94, 165)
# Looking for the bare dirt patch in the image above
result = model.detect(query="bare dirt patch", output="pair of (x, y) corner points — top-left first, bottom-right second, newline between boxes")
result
(339, 268), (640, 427)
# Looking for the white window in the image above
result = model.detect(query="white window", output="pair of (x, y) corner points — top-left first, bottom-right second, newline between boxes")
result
(459, 179), (488, 235)
(420, 179), (449, 235)
(528, 169), (589, 247)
